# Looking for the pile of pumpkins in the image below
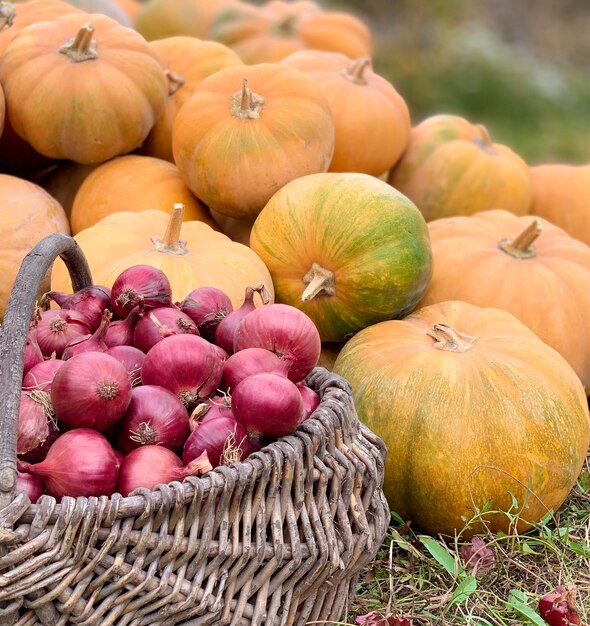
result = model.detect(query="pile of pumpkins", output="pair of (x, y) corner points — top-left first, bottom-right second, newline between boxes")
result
(1, 0), (590, 538)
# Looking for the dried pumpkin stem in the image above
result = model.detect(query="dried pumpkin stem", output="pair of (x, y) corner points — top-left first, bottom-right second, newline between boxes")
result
(498, 220), (542, 259)
(231, 79), (265, 120)
(151, 203), (189, 255)
(473, 124), (496, 154)
(343, 57), (371, 85)
(59, 22), (99, 63)
(165, 69), (186, 96)
(427, 323), (476, 353)
(0, 2), (16, 32)
(301, 263), (336, 301)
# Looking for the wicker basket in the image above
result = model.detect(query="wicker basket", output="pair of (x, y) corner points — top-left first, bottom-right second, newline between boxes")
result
(0, 235), (390, 626)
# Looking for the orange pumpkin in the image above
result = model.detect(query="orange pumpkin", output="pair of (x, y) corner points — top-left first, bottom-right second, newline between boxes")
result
(141, 37), (243, 163)
(388, 115), (533, 221)
(282, 51), (410, 176)
(334, 300), (590, 536)
(70, 155), (214, 234)
(419, 209), (590, 391)
(0, 13), (168, 164)
(134, 0), (237, 41)
(51, 204), (274, 308)
(211, 0), (372, 64)
(530, 163), (590, 247)
(172, 63), (334, 220)
(0, 174), (70, 319)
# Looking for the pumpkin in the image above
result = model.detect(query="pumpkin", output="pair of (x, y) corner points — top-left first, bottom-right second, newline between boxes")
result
(134, 0), (237, 41)
(530, 163), (590, 247)
(141, 37), (243, 163)
(51, 204), (274, 308)
(69, 155), (214, 234)
(388, 114), (533, 221)
(0, 0), (83, 56)
(172, 63), (335, 221)
(211, 0), (372, 64)
(333, 300), (590, 536)
(39, 162), (99, 219)
(282, 51), (410, 176)
(249, 173), (432, 342)
(419, 209), (590, 391)
(61, 0), (131, 25)
(0, 174), (70, 319)
(0, 13), (168, 164)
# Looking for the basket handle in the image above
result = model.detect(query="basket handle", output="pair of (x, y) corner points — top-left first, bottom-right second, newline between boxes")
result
(0, 234), (93, 509)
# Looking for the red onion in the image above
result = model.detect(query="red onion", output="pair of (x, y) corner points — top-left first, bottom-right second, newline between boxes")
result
(297, 383), (320, 423)
(183, 415), (249, 468)
(113, 449), (126, 467)
(214, 284), (271, 355)
(133, 306), (199, 353)
(15, 471), (44, 503)
(17, 390), (60, 463)
(18, 429), (119, 500)
(117, 445), (212, 497)
(35, 309), (90, 358)
(111, 265), (172, 318)
(105, 345), (145, 387)
(22, 359), (64, 392)
(113, 385), (190, 453)
(62, 309), (111, 360)
(539, 586), (581, 626)
(233, 303), (321, 382)
(104, 304), (144, 348)
(23, 331), (43, 377)
(51, 352), (132, 431)
(141, 335), (226, 408)
(179, 287), (233, 341)
(232, 371), (304, 439)
(44, 286), (112, 331)
(189, 393), (233, 431)
(222, 347), (283, 392)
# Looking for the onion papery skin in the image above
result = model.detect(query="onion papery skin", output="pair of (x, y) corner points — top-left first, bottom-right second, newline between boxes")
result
(117, 445), (212, 497)
(45, 286), (112, 332)
(183, 416), (249, 468)
(189, 394), (233, 431)
(234, 304), (321, 382)
(61, 309), (112, 360)
(113, 385), (190, 454)
(105, 345), (145, 387)
(232, 372), (304, 439)
(50, 352), (132, 431)
(22, 359), (64, 393)
(133, 306), (199, 353)
(111, 265), (172, 318)
(23, 331), (43, 377)
(179, 287), (233, 341)
(141, 335), (226, 409)
(221, 347), (283, 392)
(35, 309), (91, 359)
(17, 390), (59, 463)
(104, 304), (143, 348)
(297, 383), (320, 423)
(18, 429), (119, 500)
(15, 471), (44, 504)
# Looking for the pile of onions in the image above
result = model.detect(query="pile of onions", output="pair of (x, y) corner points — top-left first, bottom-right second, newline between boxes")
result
(44, 286), (112, 331)
(17, 390), (59, 463)
(22, 359), (64, 392)
(23, 331), (43, 376)
(62, 309), (112, 360)
(133, 307), (198, 353)
(35, 309), (90, 358)
(111, 265), (172, 318)
(179, 287), (233, 341)
(183, 416), (249, 468)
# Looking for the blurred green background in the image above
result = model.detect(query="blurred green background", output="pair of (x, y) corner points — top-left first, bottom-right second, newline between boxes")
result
(320, 0), (590, 165)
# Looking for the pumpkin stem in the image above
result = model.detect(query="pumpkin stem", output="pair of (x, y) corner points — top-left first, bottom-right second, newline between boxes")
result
(473, 124), (496, 154)
(150, 203), (189, 255)
(343, 57), (371, 85)
(301, 263), (336, 301)
(427, 324), (476, 353)
(0, 2), (16, 32)
(58, 22), (99, 63)
(498, 220), (542, 259)
(165, 69), (186, 96)
(231, 79), (265, 120)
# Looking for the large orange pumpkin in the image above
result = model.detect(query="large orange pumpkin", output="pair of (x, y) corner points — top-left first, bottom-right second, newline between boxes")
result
(141, 37), (243, 163)
(172, 63), (334, 221)
(211, 0), (372, 64)
(388, 115), (533, 221)
(69, 155), (214, 234)
(334, 300), (590, 536)
(51, 204), (274, 308)
(0, 13), (168, 164)
(282, 50), (410, 176)
(419, 209), (590, 391)
(530, 163), (590, 247)
(0, 174), (70, 319)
